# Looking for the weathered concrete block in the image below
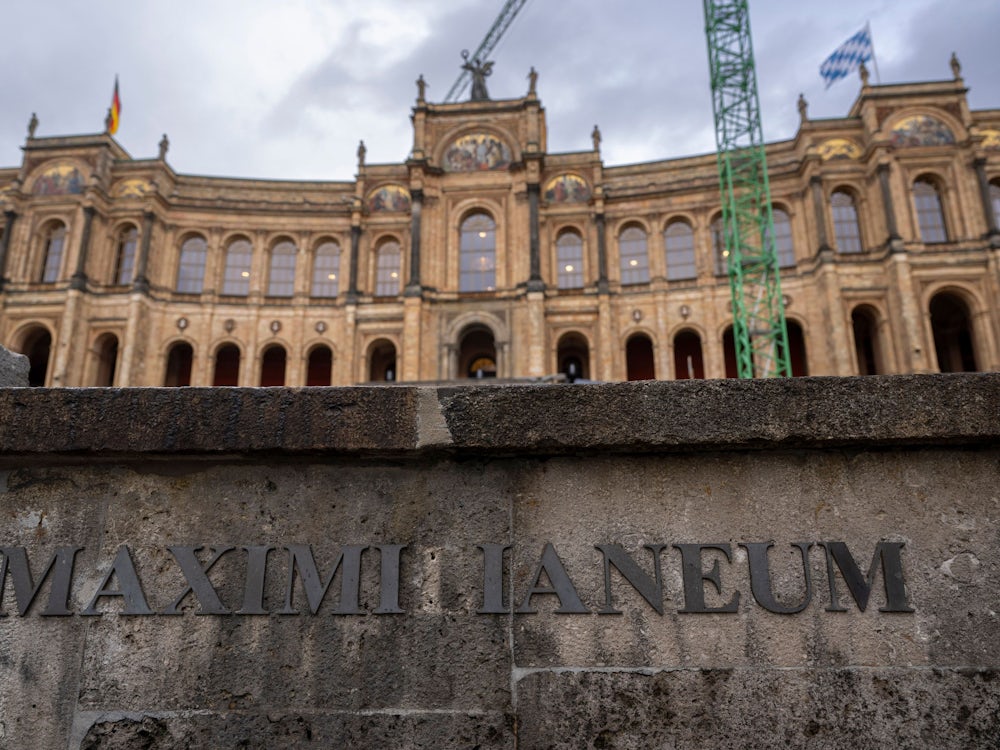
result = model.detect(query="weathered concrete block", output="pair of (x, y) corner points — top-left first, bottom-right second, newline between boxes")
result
(0, 344), (28, 387)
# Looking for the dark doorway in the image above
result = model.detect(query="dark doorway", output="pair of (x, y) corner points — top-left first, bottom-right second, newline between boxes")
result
(625, 334), (655, 381)
(164, 342), (193, 387)
(94, 334), (119, 386)
(369, 339), (398, 382)
(852, 306), (882, 375)
(306, 346), (333, 386)
(459, 327), (497, 378)
(213, 344), (241, 386)
(557, 332), (590, 381)
(21, 328), (52, 387)
(260, 345), (287, 386)
(673, 330), (704, 379)
(930, 293), (978, 372)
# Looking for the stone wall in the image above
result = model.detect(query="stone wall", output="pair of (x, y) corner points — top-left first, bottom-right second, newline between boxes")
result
(0, 376), (998, 748)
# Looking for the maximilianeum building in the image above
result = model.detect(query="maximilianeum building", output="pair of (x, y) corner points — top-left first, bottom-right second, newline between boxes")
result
(1, 61), (999, 387)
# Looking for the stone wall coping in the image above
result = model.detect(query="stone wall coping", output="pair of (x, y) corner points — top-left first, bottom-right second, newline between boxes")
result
(0, 373), (996, 460)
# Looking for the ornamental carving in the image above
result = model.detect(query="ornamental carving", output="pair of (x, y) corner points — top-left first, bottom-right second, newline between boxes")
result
(817, 138), (862, 162)
(890, 115), (955, 148)
(113, 178), (152, 198)
(366, 184), (411, 212)
(981, 129), (1000, 150)
(544, 174), (591, 203)
(443, 133), (511, 172)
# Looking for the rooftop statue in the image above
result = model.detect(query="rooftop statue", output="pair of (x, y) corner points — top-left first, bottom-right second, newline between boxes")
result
(461, 50), (493, 101)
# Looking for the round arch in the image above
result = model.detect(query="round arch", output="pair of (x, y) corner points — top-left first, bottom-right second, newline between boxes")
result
(366, 338), (398, 382)
(164, 339), (195, 387)
(624, 331), (656, 381)
(12, 324), (54, 386)
(555, 331), (590, 381)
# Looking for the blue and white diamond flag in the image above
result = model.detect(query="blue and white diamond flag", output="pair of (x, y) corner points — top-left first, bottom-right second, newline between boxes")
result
(820, 26), (873, 89)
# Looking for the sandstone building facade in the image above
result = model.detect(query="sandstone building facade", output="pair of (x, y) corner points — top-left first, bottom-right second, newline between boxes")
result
(0, 64), (998, 387)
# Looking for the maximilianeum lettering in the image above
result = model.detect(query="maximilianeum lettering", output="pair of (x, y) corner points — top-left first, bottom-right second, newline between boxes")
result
(0, 541), (914, 618)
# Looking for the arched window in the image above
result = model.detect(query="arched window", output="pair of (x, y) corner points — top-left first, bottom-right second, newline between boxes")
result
(114, 226), (138, 285)
(930, 292), (978, 372)
(260, 345), (287, 386)
(830, 191), (862, 253)
(41, 222), (67, 283)
(913, 178), (947, 243)
(267, 240), (296, 297)
(723, 326), (738, 378)
(664, 221), (696, 281)
(176, 236), (207, 293)
(625, 334), (655, 380)
(771, 209), (795, 268)
(306, 345), (333, 386)
(711, 216), (727, 275)
(556, 231), (584, 289)
(375, 240), (402, 297)
(460, 214), (496, 292)
(368, 339), (397, 382)
(852, 306), (883, 375)
(990, 183), (1000, 230)
(312, 241), (341, 298)
(673, 330), (704, 379)
(164, 342), (193, 387)
(619, 226), (649, 285)
(92, 333), (119, 386)
(213, 343), (241, 386)
(222, 238), (252, 296)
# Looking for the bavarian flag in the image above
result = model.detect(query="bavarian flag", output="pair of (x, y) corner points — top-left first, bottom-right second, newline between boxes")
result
(108, 76), (121, 135)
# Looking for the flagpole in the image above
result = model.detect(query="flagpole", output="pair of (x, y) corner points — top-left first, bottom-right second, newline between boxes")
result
(866, 21), (881, 84)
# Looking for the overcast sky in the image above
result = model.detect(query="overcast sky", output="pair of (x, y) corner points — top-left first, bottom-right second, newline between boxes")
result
(2, 1), (997, 181)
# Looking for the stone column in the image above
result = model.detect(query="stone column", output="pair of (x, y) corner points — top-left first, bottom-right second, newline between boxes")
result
(973, 158), (1000, 245)
(595, 212), (609, 294)
(346, 224), (361, 303)
(70, 206), (96, 291)
(877, 163), (902, 245)
(0, 210), (17, 290)
(405, 189), (424, 297)
(810, 177), (830, 253)
(527, 183), (544, 292)
(132, 211), (155, 293)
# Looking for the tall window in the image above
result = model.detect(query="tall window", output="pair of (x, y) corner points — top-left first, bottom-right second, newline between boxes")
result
(831, 191), (862, 253)
(990, 183), (1000, 229)
(375, 240), (402, 296)
(460, 214), (496, 292)
(771, 209), (795, 268)
(222, 238), (252, 296)
(711, 216), (727, 275)
(114, 226), (138, 285)
(267, 240), (297, 297)
(913, 178), (947, 243)
(664, 221), (696, 280)
(556, 231), (584, 289)
(312, 241), (341, 298)
(41, 223), (67, 283)
(176, 236), (207, 293)
(619, 226), (649, 284)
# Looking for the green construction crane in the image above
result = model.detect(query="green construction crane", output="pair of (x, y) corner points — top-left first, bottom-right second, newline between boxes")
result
(704, 0), (791, 378)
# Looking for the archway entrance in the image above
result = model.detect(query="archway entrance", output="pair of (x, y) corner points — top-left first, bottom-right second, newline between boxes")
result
(787, 321), (809, 376)
(852, 306), (883, 375)
(306, 346), (333, 386)
(213, 344), (241, 386)
(20, 327), (51, 387)
(260, 345), (287, 386)
(673, 330), (704, 379)
(459, 326), (497, 378)
(557, 332), (589, 381)
(930, 292), (978, 372)
(164, 342), (193, 387)
(625, 334), (655, 381)
(368, 339), (397, 382)
(93, 334), (119, 386)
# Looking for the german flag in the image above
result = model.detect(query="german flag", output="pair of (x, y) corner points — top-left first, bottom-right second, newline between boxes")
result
(107, 76), (121, 135)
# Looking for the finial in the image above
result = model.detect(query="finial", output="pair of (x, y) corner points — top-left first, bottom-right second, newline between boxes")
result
(158, 133), (169, 160)
(859, 61), (870, 87)
(27, 113), (38, 139)
(357, 140), (366, 168)
(950, 52), (961, 79)
(797, 93), (808, 123)
(527, 67), (538, 97)
(416, 74), (427, 103)
(592, 124), (602, 152)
